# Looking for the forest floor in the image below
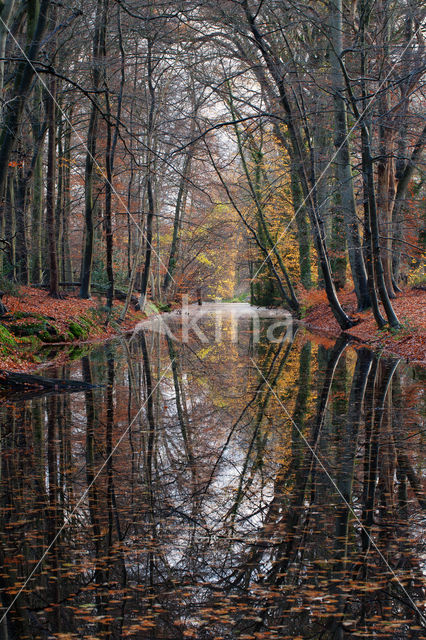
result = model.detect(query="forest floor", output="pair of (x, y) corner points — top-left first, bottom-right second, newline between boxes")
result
(0, 286), (148, 373)
(301, 286), (426, 367)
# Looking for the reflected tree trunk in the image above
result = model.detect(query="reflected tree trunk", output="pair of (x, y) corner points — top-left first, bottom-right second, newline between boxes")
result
(82, 356), (105, 617)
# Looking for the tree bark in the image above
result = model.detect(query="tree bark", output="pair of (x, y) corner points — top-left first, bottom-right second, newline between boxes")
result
(30, 82), (45, 284)
(61, 106), (73, 281)
(139, 37), (156, 312)
(0, 0), (51, 200)
(0, 0), (17, 91)
(290, 166), (312, 290)
(80, 0), (104, 299)
(376, 0), (396, 298)
(45, 4), (59, 298)
(358, 1), (399, 328)
(329, 0), (370, 309)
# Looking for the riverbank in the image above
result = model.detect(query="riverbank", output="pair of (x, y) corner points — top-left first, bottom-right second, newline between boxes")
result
(1, 286), (425, 375)
(0, 286), (148, 373)
(301, 286), (426, 366)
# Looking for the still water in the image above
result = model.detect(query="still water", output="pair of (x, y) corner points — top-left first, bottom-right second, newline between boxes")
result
(0, 304), (424, 639)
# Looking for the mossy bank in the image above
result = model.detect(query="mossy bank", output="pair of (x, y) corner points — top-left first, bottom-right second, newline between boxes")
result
(0, 286), (148, 372)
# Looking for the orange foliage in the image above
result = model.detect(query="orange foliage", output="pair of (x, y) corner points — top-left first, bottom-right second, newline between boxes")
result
(1, 286), (146, 373)
(301, 287), (426, 366)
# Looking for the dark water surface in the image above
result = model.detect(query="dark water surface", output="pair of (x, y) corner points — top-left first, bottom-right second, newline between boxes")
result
(0, 304), (424, 639)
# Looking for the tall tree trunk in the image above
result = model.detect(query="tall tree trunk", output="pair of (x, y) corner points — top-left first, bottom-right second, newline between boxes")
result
(163, 144), (194, 295)
(139, 37), (155, 312)
(61, 106), (73, 281)
(46, 71), (59, 297)
(55, 110), (64, 275)
(5, 171), (16, 279)
(139, 175), (154, 311)
(104, 81), (114, 312)
(329, 0), (370, 309)
(14, 163), (29, 284)
(376, 0), (396, 298)
(80, 0), (104, 299)
(359, 0), (399, 328)
(290, 166), (312, 289)
(30, 82), (44, 284)
(45, 4), (59, 298)
(103, 0), (124, 311)
(15, 112), (47, 285)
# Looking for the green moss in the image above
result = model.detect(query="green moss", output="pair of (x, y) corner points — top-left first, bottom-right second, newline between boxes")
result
(10, 311), (46, 321)
(156, 302), (171, 312)
(18, 335), (42, 349)
(6, 319), (62, 339)
(0, 324), (17, 354)
(68, 321), (89, 340)
(144, 301), (160, 316)
(39, 330), (61, 343)
(7, 321), (45, 336)
(7, 315), (93, 344)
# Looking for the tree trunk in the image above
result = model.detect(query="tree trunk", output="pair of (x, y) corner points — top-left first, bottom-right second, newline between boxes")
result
(61, 107), (73, 281)
(55, 110), (64, 275)
(80, 0), (104, 299)
(0, 0), (50, 200)
(139, 175), (154, 311)
(359, 0), (399, 328)
(0, 0), (17, 91)
(6, 171), (16, 280)
(45, 4), (59, 298)
(329, 0), (370, 309)
(103, 0), (124, 312)
(376, 0), (396, 298)
(163, 146), (193, 295)
(30, 81), (45, 283)
(14, 165), (29, 284)
(290, 167), (312, 289)
(104, 89), (115, 312)
(139, 37), (156, 312)
(46, 77), (59, 297)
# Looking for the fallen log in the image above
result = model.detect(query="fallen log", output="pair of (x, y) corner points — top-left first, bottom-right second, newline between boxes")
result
(0, 369), (101, 392)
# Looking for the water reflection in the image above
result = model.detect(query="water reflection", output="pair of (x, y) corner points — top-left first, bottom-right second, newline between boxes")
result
(0, 305), (424, 639)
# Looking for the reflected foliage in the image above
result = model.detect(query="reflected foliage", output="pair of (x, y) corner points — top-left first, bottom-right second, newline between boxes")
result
(0, 309), (424, 639)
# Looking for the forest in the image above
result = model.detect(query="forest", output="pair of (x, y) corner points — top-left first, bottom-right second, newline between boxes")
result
(0, 3), (426, 640)
(0, 0), (424, 335)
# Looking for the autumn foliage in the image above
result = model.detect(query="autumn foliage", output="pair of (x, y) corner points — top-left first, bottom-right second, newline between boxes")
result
(302, 286), (426, 366)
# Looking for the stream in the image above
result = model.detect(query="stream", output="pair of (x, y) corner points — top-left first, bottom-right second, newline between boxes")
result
(0, 303), (424, 639)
